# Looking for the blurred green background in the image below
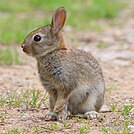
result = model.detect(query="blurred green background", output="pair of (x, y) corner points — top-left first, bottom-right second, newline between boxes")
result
(0, 0), (124, 64)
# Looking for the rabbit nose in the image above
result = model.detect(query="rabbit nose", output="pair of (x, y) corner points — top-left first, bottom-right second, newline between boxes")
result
(23, 46), (28, 53)
(21, 43), (24, 48)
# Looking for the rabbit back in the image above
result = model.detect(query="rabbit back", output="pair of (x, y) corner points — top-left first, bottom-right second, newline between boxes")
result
(37, 48), (105, 96)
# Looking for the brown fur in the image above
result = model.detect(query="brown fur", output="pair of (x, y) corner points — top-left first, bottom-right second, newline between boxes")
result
(21, 7), (105, 120)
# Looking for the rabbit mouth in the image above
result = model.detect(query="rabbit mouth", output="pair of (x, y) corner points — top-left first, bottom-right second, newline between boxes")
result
(21, 43), (32, 56)
(22, 47), (31, 54)
(23, 50), (33, 56)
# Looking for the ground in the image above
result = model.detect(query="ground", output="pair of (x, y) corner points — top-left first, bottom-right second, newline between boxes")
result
(0, 1), (134, 134)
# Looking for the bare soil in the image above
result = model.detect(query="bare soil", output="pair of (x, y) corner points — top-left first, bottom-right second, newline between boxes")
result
(0, 1), (134, 133)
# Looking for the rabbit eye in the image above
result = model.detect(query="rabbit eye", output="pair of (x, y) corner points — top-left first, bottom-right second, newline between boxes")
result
(33, 35), (41, 42)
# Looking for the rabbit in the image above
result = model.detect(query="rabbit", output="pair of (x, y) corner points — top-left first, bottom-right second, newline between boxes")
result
(21, 7), (105, 121)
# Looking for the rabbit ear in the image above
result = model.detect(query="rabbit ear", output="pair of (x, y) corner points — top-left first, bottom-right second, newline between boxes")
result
(51, 7), (66, 33)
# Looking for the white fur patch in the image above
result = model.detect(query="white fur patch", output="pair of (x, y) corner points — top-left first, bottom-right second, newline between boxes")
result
(68, 82), (104, 114)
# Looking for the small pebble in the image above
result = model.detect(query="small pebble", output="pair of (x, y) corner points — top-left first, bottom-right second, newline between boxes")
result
(128, 125), (134, 132)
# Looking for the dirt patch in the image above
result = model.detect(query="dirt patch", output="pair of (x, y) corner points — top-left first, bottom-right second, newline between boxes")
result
(0, 0), (134, 133)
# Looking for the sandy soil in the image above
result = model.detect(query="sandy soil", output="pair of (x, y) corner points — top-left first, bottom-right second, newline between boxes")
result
(0, 1), (134, 133)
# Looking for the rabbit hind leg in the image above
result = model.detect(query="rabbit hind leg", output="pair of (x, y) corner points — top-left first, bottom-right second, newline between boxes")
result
(82, 94), (104, 119)
(68, 91), (97, 115)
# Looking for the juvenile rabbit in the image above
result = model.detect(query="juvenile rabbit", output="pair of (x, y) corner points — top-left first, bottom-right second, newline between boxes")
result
(21, 7), (105, 120)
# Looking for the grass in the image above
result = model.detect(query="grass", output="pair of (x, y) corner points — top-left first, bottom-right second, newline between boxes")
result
(0, 0), (124, 45)
(32, 126), (45, 134)
(0, 90), (133, 133)
(101, 118), (133, 134)
(0, 89), (48, 134)
(121, 105), (133, 116)
(109, 102), (118, 112)
(0, 0), (124, 64)
(50, 123), (59, 130)
(0, 128), (25, 134)
(101, 119), (133, 134)
(0, 88), (48, 108)
(101, 101), (134, 134)
(79, 124), (90, 134)
(0, 1), (132, 131)
(96, 41), (108, 49)
(0, 109), (7, 123)
(0, 47), (21, 65)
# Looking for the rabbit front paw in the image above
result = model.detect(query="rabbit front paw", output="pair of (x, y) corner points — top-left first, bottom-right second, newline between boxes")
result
(83, 111), (99, 119)
(58, 112), (68, 120)
(44, 112), (57, 121)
